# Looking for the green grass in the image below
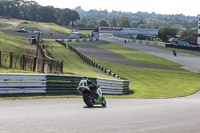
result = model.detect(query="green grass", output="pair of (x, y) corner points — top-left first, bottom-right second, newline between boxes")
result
(49, 24), (92, 36)
(97, 43), (181, 67)
(0, 93), (83, 99)
(17, 22), (46, 29)
(0, 22), (11, 28)
(0, 68), (38, 73)
(78, 30), (92, 36)
(48, 23), (72, 34)
(92, 59), (200, 98)
(17, 21), (92, 36)
(148, 45), (200, 56)
(44, 39), (117, 79)
(0, 32), (25, 53)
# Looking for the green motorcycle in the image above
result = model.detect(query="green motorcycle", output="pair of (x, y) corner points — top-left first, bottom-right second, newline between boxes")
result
(77, 82), (106, 107)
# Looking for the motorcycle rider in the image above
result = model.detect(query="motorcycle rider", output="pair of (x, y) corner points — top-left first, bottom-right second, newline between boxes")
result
(79, 76), (98, 98)
(172, 49), (177, 56)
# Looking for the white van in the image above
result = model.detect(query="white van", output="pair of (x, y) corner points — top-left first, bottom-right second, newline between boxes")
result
(70, 32), (85, 39)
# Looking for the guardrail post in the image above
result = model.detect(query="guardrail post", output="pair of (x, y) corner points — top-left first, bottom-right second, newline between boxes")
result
(33, 57), (37, 72)
(0, 51), (1, 67)
(42, 58), (45, 73)
(9, 52), (13, 68)
(50, 60), (53, 73)
(61, 61), (63, 73)
(22, 55), (25, 70)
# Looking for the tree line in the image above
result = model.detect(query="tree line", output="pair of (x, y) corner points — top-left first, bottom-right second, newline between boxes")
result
(74, 6), (198, 38)
(0, 0), (80, 26)
(0, 0), (198, 39)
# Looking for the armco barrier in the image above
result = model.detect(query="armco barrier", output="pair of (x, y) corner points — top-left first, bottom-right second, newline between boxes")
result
(166, 44), (200, 51)
(111, 36), (165, 47)
(57, 38), (98, 43)
(56, 40), (127, 80)
(0, 73), (130, 95)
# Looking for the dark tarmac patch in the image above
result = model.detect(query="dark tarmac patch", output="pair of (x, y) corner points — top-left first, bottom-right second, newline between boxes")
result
(73, 42), (184, 71)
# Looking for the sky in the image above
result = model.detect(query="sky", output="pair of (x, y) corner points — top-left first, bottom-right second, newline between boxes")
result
(33, 0), (200, 16)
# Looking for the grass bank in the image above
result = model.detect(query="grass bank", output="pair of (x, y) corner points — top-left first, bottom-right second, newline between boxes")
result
(44, 39), (116, 79)
(48, 23), (72, 34)
(0, 32), (25, 53)
(97, 43), (181, 67)
(49, 24), (92, 36)
(0, 22), (11, 28)
(92, 59), (200, 98)
(0, 68), (38, 73)
(17, 21), (46, 29)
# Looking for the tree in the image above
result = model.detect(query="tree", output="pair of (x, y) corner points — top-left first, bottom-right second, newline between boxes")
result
(0, 0), (80, 26)
(98, 19), (109, 26)
(70, 10), (80, 27)
(180, 28), (198, 38)
(159, 27), (178, 38)
(138, 24), (146, 28)
(117, 16), (131, 27)
(135, 19), (147, 28)
(110, 18), (117, 27)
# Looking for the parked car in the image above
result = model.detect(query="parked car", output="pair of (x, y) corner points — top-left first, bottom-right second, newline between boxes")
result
(33, 30), (43, 34)
(177, 41), (190, 47)
(17, 27), (43, 34)
(17, 28), (26, 32)
(70, 32), (86, 39)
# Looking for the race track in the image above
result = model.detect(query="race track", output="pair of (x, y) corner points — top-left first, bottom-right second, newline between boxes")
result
(101, 35), (200, 73)
(1, 35), (200, 133)
(1, 95), (200, 133)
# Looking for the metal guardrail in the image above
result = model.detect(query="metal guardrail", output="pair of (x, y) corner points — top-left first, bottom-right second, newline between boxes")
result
(0, 51), (63, 73)
(0, 73), (130, 95)
(111, 36), (165, 46)
(65, 43), (128, 80)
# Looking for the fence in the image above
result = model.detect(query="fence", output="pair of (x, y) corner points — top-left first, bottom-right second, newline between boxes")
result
(0, 50), (63, 73)
(57, 38), (98, 43)
(0, 73), (130, 95)
(166, 44), (200, 51)
(111, 36), (166, 47)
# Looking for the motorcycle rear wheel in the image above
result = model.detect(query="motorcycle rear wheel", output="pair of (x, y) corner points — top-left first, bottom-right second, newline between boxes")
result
(83, 93), (94, 107)
(101, 97), (106, 107)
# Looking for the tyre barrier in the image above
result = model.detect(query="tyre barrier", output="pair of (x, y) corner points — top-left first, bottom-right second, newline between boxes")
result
(0, 73), (130, 95)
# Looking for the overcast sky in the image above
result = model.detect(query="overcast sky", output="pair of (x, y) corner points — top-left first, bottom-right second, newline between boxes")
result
(33, 0), (200, 16)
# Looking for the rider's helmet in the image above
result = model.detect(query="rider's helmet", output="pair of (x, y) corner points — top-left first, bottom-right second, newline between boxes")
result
(82, 76), (88, 80)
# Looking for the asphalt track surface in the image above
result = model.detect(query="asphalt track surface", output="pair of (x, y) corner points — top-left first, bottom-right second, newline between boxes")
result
(73, 41), (183, 71)
(100, 35), (200, 73)
(0, 25), (69, 39)
(1, 95), (200, 133)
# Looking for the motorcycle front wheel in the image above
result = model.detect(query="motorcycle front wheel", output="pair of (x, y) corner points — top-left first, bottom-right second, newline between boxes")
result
(83, 93), (94, 107)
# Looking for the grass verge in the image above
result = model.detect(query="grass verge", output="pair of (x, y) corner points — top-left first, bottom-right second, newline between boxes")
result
(0, 22), (11, 28)
(92, 59), (200, 98)
(97, 43), (181, 67)
(0, 94), (81, 99)
(0, 32), (25, 53)
(48, 23), (72, 34)
(17, 21), (46, 29)
(0, 68), (38, 73)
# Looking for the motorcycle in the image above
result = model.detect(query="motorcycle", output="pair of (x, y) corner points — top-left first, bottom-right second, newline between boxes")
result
(77, 84), (106, 107)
